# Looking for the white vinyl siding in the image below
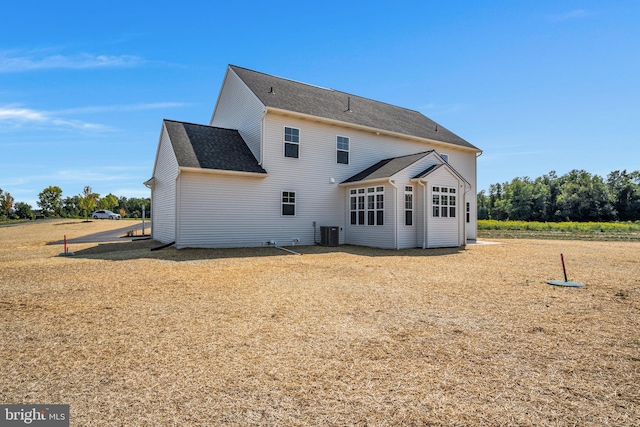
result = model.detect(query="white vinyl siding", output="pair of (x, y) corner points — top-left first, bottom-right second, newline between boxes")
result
(151, 125), (179, 244)
(425, 170), (462, 248)
(167, 108), (475, 249)
(210, 68), (264, 162)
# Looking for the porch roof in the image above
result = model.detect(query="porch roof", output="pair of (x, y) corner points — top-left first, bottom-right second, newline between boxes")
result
(341, 151), (433, 184)
(164, 119), (267, 175)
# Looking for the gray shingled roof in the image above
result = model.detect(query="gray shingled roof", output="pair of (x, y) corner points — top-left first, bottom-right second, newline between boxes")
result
(342, 151), (433, 184)
(413, 162), (469, 185)
(164, 120), (267, 174)
(230, 65), (478, 150)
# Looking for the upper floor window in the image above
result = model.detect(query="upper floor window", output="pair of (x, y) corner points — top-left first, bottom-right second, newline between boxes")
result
(284, 127), (299, 158)
(337, 136), (349, 164)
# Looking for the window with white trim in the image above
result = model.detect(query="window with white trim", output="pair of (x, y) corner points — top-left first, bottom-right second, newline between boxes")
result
(282, 191), (295, 216)
(432, 186), (456, 218)
(337, 136), (349, 164)
(350, 186), (384, 225)
(405, 186), (413, 226)
(284, 127), (299, 158)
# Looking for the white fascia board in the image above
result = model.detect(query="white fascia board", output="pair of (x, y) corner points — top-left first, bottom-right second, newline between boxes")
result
(178, 166), (267, 178)
(338, 177), (391, 187)
(265, 107), (481, 154)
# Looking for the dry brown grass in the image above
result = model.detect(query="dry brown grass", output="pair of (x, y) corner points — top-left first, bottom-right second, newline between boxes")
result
(1, 220), (639, 426)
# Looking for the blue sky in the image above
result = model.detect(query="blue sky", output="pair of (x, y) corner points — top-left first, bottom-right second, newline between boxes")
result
(1, 1), (639, 207)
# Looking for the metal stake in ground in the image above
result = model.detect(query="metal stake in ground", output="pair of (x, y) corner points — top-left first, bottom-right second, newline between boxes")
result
(547, 253), (584, 287)
(58, 234), (75, 257)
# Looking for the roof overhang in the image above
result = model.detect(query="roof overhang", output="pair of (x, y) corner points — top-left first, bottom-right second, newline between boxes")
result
(143, 177), (156, 189)
(178, 166), (268, 178)
(265, 107), (482, 154)
(338, 177), (391, 187)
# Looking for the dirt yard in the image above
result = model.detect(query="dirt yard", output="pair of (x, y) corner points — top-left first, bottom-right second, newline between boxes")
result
(1, 220), (639, 426)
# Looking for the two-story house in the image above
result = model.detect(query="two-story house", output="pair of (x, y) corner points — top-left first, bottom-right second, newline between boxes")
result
(145, 65), (481, 249)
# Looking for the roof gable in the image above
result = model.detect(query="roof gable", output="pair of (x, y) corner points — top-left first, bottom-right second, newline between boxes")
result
(229, 65), (478, 151)
(342, 151), (433, 184)
(413, 160), (470, 185)
(164, 120), (267, 174)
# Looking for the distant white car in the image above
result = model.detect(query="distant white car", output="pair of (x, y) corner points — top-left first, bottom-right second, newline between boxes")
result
(92, 210), (121, 220)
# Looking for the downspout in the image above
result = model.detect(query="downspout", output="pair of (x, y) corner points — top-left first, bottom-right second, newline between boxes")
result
(417, 180), (427, 249)
(463, 184), (472, 247)
(260, 109), (267, 166)
(175, 169), (181, 248)
(388, 179), (399, 249)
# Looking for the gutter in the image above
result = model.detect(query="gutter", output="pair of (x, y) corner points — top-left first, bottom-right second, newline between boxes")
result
(388, 179), (399, 250)
(417, 180), (427, 249)
(178, 166), (267, 178)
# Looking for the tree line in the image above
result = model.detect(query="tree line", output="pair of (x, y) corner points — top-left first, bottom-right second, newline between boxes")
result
(478, 169), (640, 222)
(0, 185), (150, 221)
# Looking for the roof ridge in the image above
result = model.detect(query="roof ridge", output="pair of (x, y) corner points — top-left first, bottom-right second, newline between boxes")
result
(230, 64), (427, 117)
(229, 65), (334, 92)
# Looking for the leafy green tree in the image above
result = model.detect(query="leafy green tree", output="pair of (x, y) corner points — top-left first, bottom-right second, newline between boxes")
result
(97, 193), (119, 211)
(607, 170), (640, 221)
(0, 190), (14, 215)
(14, 202), (34, 220)
(477, 190), (490, 220)
(79, 186), (99, 220)
(61, 196), (82, 218)
(38, 186), (63, 217)
(118, 197), (151, 219)
(553, 170), (614, 221)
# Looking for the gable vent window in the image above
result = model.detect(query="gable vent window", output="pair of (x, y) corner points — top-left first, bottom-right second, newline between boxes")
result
(337, 136), (349, 164)
(284, 127), (300, 158)
(282, 191), (296, 216)
(432, 186), (456, 218)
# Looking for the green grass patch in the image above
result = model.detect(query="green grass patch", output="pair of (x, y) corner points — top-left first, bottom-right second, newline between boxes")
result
(478, 220), (640, 241)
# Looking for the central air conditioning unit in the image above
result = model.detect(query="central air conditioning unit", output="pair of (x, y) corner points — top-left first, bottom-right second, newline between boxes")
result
(320, 226), (339, 247)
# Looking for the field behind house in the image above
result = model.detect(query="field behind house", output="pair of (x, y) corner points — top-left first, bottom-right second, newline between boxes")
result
(1, 220), (639, 426)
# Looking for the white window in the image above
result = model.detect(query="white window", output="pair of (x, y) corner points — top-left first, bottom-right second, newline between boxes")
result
(432, 186), (456, 218)
(282, 191), (296, 216)
(349, 186), (384, 226)
(405, 186), (413, 226)
(284, 127), (299, 158)
(337, 136), (349, 164)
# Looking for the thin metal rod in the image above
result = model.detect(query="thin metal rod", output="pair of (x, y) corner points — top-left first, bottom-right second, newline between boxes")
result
(561, 253), (568, 282)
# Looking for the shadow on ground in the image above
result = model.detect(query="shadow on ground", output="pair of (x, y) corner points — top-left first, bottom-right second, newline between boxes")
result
(64, 240), (465, 262)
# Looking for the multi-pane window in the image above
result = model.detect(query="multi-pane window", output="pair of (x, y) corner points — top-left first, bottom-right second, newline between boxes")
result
(350, 186), (384, 226)
(466, 202), (470, 223)
(284, 127), (299, 158)
(432, 186), (456, 218)
(337, 136), (349, 164)
(405, 186), (413, 226)
(282, 191), (295, 216)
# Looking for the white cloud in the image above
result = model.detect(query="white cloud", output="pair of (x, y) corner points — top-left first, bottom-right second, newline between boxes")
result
(0, 106), (108, 130)
(547, 9), (593, 23)
(0, 51), (144, 73)
(56, 102), (191, 115)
